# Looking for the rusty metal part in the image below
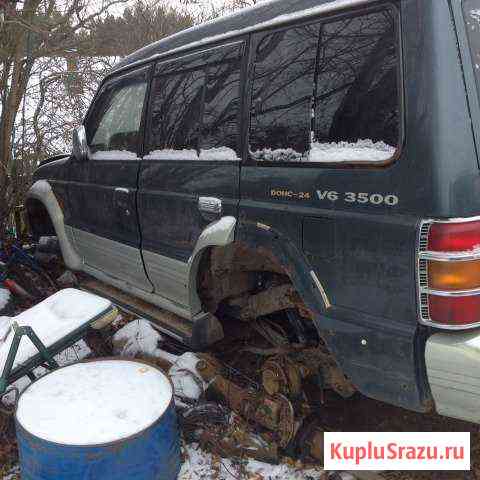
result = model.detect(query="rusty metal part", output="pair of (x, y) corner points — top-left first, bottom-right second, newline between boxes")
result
(229, 284), (301, 321)
(274, 394), (295, 448)
(199, 243), (305, 315)
(293, 416), (325, 462)
(262, 356), (303, 397)
(260, 347), (355, 401)
(294, 347), (356, 399)
(196, 355), (296, 448)
(199, 422), (279, 464)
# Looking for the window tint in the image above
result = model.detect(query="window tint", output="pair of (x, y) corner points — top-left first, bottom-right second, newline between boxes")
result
(313, 10), (399, 162)
(87, 77), (147, 158)
(201, 62), (241, 159)
(250, 25), (320, 162)
(147, 45), (242, 161)
(249, 7), (400, 164)
(149, 70), (205, 158)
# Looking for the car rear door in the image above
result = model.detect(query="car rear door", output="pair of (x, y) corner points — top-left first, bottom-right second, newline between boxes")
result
(68, 66), (153, 291)
(138, 42), (245, 308)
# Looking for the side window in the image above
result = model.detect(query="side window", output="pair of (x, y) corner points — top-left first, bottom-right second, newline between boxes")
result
(146, 45), (242, 161)
(149, 70), (205, 158)
(250, 7), (400, 164)
(86, 73), (148, 159)
(201, 62), (241, 160)
(313, 10), (399, 163)
(250, 25), (320, 162)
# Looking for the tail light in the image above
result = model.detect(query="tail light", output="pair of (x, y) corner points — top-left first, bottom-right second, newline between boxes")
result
(418, 218), (480, 329)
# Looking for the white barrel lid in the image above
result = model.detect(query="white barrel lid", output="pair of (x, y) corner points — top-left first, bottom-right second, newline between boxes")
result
(16, 360), (173, 446)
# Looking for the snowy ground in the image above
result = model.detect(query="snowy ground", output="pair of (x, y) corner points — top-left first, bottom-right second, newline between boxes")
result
(2, 445), (327, 480)
(0, 315), (329, 480)
(179, 443), (326, 480)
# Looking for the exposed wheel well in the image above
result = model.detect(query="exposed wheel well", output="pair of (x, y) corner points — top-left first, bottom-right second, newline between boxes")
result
(197, 242), (356, 398)
(26, 198), (55, 241)
(197, 242), (316, 335)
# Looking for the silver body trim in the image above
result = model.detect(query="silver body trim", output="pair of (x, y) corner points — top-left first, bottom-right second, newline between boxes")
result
(188, 216), (237, 314)
(73, 228), (153, 293)
(82, 263), (191, 323)
(421, 287), (480, 297)
(419, 249), (480, 262)
(142, 250), (189, 307)
(310, 270), (331, 309)
(198, 196), (222, 215)
(426, 330), (480, 424)
(75, 217), (236, 320)
(417, 220), (431, 325)
(25, 190), (237, 323)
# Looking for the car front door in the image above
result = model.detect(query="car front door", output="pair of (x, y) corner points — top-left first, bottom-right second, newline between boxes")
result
(68, 66), (153, 291)
(138, 42), (245, 310)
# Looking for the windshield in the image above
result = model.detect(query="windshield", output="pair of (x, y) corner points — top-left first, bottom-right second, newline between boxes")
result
(464, 0), (480, 93)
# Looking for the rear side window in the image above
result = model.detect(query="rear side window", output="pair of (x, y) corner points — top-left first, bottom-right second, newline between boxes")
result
(250, 25), (320, 162)
(146, 43), (243, 161)
(249, 5), (401, 165)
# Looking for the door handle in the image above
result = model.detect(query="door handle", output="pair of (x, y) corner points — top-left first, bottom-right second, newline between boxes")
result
(114, 187), (131, 215)
(198, 197), (222, 216)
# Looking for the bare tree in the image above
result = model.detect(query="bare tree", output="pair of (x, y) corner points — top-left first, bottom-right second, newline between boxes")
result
(180, 0), (262, 24)
(0, 0), (129, 233)
(92, 2), (193, 56)
(0, 0), (194, 234)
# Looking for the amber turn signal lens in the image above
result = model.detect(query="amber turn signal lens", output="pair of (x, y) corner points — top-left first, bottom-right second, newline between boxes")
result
(428, 259), (480, 291)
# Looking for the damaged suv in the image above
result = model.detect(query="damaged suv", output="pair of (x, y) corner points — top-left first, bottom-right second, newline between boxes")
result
(26, 0), (480, 426)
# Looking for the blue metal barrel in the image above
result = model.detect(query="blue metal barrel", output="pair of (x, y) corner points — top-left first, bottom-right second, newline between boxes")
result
(15, 359), (180, 480)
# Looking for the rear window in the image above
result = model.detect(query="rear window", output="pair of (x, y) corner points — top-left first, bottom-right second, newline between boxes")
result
(464, 0), (480, 94)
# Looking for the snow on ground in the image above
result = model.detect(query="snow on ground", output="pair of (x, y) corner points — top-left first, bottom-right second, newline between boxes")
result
(113, 320), (205, 406)
(179, 443), (325, 480)
(0, 288), (11, 310)
(168, 352), (206, 405)
(3, 443), (326, 480)
(112, 318), (164, 358)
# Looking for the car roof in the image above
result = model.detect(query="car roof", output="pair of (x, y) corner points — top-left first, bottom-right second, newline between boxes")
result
(111, 0), (379, 74)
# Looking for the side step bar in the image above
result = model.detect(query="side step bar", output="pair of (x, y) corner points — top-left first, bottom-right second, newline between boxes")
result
(80, 279), (224, 350)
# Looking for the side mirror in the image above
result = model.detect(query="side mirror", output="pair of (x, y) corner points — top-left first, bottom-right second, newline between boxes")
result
(72, 125), (88, 162)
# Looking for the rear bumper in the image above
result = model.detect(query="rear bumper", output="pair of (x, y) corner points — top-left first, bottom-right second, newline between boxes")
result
(426, 330), (480, 424)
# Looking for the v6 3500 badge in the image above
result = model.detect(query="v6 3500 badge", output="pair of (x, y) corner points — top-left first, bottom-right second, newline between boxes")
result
(317, 190), (399, 206)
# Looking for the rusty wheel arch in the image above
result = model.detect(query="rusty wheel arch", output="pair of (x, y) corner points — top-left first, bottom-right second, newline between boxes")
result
(196, 242), (314, 321)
